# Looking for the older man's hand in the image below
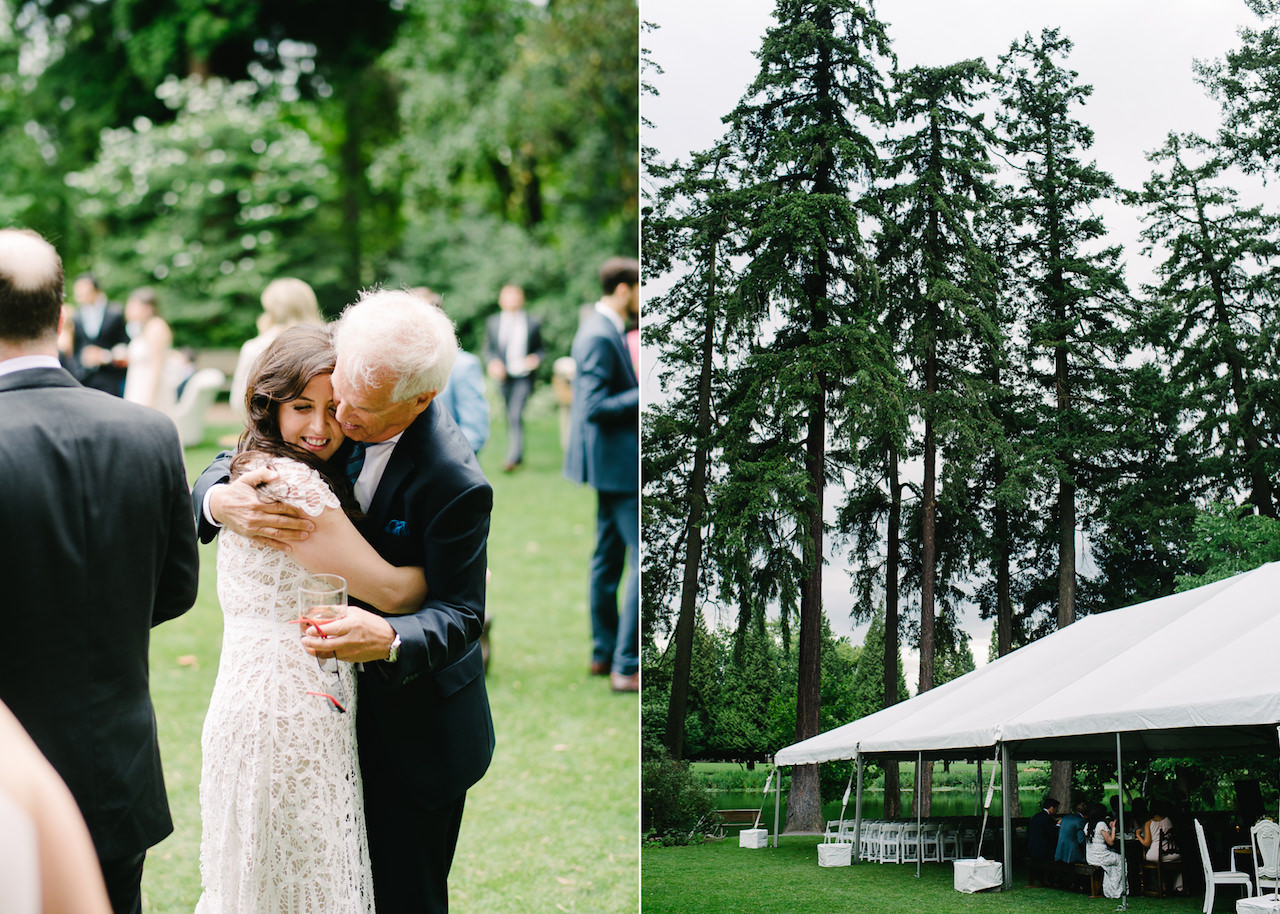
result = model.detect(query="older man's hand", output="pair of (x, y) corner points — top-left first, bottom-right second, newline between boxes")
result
(300, 606), (397, 664)
(209, 465), (315, 549)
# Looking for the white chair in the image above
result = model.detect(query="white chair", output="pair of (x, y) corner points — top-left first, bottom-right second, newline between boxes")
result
(1196, 818), (1252, 914)
(1253, 820), (1280, 895)
(920, 822), (942, 862)
(938, 824), (960, 862)
(900, 822), (920, 863)
(823, 819), (854, 844)
(170, 367), (226, 447)
(879, 822), (903, 864)
(860, 820), (882, 862)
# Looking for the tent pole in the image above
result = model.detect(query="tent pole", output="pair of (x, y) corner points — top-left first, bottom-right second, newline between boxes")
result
(1116, 732), (1128, 910)
(854, 748), (864, 863)
(773, 763), (782, 848)
(975, 757), (982, 816)
(916, 751), (923, 878)
(1001, 741), (1014, 889)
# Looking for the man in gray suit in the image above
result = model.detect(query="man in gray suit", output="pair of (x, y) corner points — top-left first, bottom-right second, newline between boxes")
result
(0, 228), (200, 914)
(564, 257), (640, 692)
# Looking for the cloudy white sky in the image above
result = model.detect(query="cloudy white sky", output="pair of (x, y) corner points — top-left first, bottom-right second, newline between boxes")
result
(641, 0), (1270, 685)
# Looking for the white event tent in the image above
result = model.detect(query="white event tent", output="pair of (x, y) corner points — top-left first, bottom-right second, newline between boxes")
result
(771, 561), (1280, 887)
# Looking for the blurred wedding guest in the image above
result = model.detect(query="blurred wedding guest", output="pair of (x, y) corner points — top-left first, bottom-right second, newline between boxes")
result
(230, 276), (324, 422)
(1028, 795), (1059, 863)
(122, 286), (177, 413)
(70, 272), (129, 395)
(1085, 802), (1125, 898)
(0, 228), (200, 914)
(564, 257), (640, 692)
(1055, 801), (1089, 864)
(1135, 801), (1184, 892)
(0, 698), (112, 914)
(413, 287), (489, 454)
(484, 283), (543, 471)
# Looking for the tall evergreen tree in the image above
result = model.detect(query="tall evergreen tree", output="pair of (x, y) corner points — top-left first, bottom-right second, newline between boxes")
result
(642, 142), (744, 760)
(1132, 132), (1280, 519)
(722, 0), (893, 832)
(1195, 0), (1280, 174)
(875, 58), (1000, 814)
(995, 28), (1131, 807)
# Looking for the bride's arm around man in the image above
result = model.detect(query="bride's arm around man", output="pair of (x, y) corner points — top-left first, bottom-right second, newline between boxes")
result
(193, 289), (494, 914)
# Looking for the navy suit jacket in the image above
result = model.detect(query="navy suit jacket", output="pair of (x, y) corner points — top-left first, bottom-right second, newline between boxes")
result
(563, 309), (639, 493)
(193, 400), (495, 808)
(71, 304), (130, 394)
(0, 366), (199, 859)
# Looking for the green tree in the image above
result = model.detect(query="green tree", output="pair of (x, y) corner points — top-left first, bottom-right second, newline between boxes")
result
(1176, 503), (1280, 591)
(1195, 0), (1280, 174)
(995, 27), (1131, 808)
(721, 0), (893, 833)
(642, 142), (743, 760)
(847, 609), (909, 719)
(877, 58), (999, 696)
(65, 76), (344, 345)
(1132, 132), (1280, 519)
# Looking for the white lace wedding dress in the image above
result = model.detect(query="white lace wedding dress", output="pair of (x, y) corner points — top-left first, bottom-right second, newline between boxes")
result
(196, 457), (375, 914)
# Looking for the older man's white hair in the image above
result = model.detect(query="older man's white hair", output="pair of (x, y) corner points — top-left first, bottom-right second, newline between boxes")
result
(333, 288), (459, 401)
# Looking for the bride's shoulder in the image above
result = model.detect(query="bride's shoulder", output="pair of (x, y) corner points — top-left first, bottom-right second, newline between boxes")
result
(241, 452), (340, 516)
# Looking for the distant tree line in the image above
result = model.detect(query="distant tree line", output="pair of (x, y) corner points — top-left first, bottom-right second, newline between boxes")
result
(642, 0), (1280, 832)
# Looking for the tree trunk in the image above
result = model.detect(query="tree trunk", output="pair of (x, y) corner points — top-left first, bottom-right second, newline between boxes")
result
(883, 444), (902, 817)
(785, 389), (826, 834)
(663, 244), (719, 760)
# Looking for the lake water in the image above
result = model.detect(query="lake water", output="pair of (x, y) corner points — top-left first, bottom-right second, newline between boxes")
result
(714, 787), (1045, 830)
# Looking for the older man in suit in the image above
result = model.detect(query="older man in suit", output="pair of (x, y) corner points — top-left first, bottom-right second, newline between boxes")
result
(0, 229), (200, 914)
(194, 290), (494, 914)
(564, 257), (640, 692)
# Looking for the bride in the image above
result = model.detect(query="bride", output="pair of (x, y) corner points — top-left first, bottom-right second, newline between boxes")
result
(195, 325), (424, 913)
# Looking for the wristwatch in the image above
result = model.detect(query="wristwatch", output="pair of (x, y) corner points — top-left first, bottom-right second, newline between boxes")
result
(387, 632), (402, 663)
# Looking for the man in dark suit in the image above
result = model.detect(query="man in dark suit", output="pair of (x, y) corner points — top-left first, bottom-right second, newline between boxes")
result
(564, 257), (640, 692)
(69, 272), (130, 395)
(483, 283), (543, 472)
(193, 290), (494, 914)
(0, 228), (200, 914)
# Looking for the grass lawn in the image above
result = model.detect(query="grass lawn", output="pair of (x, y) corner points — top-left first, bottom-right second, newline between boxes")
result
(642, 836), (1208, 914)
(141, 400), (639, 912)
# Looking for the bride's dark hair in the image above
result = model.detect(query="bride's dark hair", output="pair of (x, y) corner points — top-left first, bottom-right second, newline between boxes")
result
(230, 324), (358, 515)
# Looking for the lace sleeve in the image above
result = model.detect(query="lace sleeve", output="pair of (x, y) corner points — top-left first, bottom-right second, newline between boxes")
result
(239, 454), (340, 517)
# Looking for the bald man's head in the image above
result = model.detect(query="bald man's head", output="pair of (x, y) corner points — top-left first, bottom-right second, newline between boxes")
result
(0, 229), (64, 344)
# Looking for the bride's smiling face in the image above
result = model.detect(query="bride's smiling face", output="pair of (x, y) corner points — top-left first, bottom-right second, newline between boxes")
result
(278, 374), (343, 462)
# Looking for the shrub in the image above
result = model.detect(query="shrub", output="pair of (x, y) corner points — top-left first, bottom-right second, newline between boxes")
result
(643, 748), (716, 844)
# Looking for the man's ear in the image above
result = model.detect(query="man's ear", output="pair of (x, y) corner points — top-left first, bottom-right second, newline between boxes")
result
(412, 390), (436, 418)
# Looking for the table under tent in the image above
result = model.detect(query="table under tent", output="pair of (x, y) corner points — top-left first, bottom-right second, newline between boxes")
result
(770, 561), (1280, 895)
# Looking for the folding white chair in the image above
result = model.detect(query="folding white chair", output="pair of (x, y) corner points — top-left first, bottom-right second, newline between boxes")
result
(900, 822), (920, 863)
(1252, 819), (1280, 895)
(879, 822), (903, 864)
(860, 820), (882, 861)
(920, 822), (942, 862)
(1196, 818), (1252, 914)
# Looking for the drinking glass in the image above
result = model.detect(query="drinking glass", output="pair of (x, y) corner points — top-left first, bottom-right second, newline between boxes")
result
(298, 573), (347, 674)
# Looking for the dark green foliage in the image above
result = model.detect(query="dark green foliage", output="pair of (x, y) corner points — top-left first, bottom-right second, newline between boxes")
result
(642, 743), (718, 843)
(1175, 502), (1280, 590)
(7, 0), (637, 356)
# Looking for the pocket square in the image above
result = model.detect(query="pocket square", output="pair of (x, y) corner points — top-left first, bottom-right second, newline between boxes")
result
(385, 519), (409, 536)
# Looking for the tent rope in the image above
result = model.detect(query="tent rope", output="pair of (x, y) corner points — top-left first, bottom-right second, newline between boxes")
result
(975, 745), (1000, 860)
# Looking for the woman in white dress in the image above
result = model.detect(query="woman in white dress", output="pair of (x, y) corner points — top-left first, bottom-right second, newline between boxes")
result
(196, 325), (427, 914)
(121, 287), (177, 413)
(1084, 802), (1126, 898)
